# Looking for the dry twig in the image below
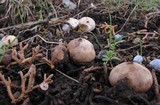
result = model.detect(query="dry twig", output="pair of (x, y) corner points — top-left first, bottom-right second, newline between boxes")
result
(144, 12), (160, 28)
(152, 69), (160, 102)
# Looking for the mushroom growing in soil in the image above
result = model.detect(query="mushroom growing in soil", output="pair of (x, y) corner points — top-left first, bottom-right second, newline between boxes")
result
(67, 38), (96, 63)
(51, 44), (68, 64)
(109, 62), (153, 92)
(1, 50), (12, 65)
(79, 17), (96, 32)
(1, 35), (18, 46)
(62, 18), (79, 31)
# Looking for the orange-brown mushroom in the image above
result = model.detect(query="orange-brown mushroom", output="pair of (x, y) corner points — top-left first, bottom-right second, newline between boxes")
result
(51, 44), (68, 64)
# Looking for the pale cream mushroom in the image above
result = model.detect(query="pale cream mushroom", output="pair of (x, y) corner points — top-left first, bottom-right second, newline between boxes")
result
(62, 18), (79, 31)
(1, 35), (18, 46)
(79, 17), (96, 32)
(109, 62), (153, 92)
(67, 38), (95, 63)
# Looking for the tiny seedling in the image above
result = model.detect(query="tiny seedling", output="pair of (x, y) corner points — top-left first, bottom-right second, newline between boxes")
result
(102, 50), (121, 67)
(102, 13), (122, 67)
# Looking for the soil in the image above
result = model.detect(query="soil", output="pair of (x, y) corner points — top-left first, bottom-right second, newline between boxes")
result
(0, 0), (160, 105)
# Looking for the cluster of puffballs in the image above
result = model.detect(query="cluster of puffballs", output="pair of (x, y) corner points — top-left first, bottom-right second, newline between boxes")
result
(62, 17), (96, 32)
(52, 34), (158, 93)
(1, 19), (160, 93)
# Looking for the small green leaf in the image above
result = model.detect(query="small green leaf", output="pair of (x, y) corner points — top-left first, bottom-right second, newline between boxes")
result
(102, 54), (108, 58)
(102, 57), (109, 62)
(111, 57), (121, 61)
(0, 41), (4, 48)
(107, 50), (114, 58)
(0, 49), (5, 55)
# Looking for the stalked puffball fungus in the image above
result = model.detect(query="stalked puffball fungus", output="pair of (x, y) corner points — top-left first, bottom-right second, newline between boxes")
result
(66, 18), (79, 29)
(1, 35), (18, 46)
(67, 38), (96, 63)
(62, 18), (79, 31)
(133, 55), (143, 64)
(150, 59), (160, 71)
(51, 44), (68, 64)
(79, 17), (96, 32)
(109, 62), (153, 92)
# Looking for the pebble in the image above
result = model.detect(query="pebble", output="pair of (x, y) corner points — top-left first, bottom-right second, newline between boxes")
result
(150, 59), (160, 71)
(114, 34), (123, 40)
(133, 55), (143, 64)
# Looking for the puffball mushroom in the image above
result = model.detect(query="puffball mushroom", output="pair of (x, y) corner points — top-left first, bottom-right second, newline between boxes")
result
(0, 0), (5, 4)
(109, 62), (153, 92)
(1, 52), (12, 65)
(1, 35), (18, 46)
(67, 38), (96, 63)
(79, 17), (96, 32)
(62, 18), (79, 31)
(51, 44), (68, 64)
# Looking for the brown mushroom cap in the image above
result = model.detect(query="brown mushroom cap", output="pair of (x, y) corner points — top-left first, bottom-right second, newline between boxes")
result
(67, 38), (95, 63)
(109, 62), (153, 92)
(51, 44), (68, 64)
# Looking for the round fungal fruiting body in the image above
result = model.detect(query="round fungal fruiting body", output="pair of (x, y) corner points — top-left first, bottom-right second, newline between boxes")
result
(67, 18), (79, 29)
(67, 38), (96, 63)
(109, 62), (153, 92)
(1, 35), (18, 46)
(51, 44), (68, 64)
(62, 18), (79, 31)
(79, 17), (96, 32)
